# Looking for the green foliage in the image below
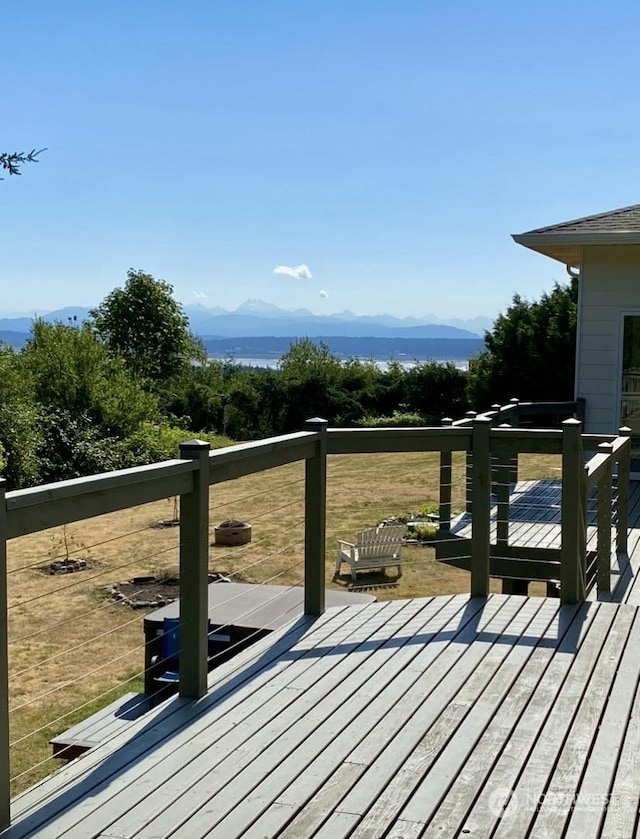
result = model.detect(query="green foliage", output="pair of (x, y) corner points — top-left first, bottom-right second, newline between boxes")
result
(415, 502), (440, 517)
(123, 422), (232, 463)
(90, 269), (204, 382)
(158, 360), (229, 431)
(22, 320), (158, 435)
(1, 148), (45, 178)
(36, 409), (128, 483)
(412, 523), (438, 541)
(180, 340), (472, 440)
(17, 320), (160, 485)
(467, 280), (578, 408)
(223, 369), (286, 440)
(403, 361), (467, 422)
(356, 412), (428, 428)
(0, 345), (40, 487)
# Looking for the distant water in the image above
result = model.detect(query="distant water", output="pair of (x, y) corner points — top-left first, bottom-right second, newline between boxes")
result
(209, 356), (469, 372)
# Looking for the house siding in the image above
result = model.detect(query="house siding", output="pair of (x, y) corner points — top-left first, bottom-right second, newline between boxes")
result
(577, 245), (640, 433)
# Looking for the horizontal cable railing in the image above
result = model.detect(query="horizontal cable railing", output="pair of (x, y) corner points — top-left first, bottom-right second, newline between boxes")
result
(5, 454), (314, 799)
(0, 409), (633, 830)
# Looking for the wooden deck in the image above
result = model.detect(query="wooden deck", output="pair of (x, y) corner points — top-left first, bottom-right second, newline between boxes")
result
(442, 479), (640, 602)
(5, 591), (640, 838)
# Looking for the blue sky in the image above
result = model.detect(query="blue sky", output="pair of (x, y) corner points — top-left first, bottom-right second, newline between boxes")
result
(3, 1), (640, 321)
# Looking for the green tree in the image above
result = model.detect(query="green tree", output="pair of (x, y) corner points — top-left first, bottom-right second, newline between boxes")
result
(403, 361), (468, 422)
(20, 320), (159, 482)
(159, 359), (229, 432)
(22, 319), (157, 435)
(90, 269), (205, 382)
(0, 345), (40, 488)
(277, 340), (360, 429)
(467, 280), (577, 409)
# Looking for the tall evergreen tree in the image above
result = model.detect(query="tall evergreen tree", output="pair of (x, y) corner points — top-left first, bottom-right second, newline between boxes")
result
(467, 280), (578, 409)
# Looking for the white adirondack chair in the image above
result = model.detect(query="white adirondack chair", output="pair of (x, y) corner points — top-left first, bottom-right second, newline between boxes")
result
(335, 525), (404, 581)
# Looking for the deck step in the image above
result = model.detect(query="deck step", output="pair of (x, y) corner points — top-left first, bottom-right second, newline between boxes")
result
(49, 692), (150, 760)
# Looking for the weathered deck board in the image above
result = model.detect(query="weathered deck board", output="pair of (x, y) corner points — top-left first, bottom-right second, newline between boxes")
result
(345, 600), (559, 837)
(5, 592), (640, 838)
(22, 599), (399, 837)
(9, 602), (368, 827)
(211, 598), (535, 839)
(509, 606), (635, 837)
(564, 608), (640, 838)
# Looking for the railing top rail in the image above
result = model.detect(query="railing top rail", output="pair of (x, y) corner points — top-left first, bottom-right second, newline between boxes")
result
(6, 458), (197, 512)
(5, 458), (199, 539)
(456, 399), (581, 429)
(516, 400), (579, 411)
(207, 430), (320, 484)
(327, 426), (471, 436)
(585, 435), (631, 488)
(4, 430), (322, 533)
(208, 431), (318, 467)
(326, 426), (473, 455)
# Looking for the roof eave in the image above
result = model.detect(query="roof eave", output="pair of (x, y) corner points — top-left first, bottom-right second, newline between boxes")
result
(512, 232), (640, 269)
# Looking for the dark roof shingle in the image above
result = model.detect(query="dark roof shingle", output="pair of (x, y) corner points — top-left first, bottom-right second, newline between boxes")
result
(523, 204), (640, 235)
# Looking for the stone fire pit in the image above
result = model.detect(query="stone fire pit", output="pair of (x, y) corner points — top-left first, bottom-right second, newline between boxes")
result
(214, 519), (252, 546)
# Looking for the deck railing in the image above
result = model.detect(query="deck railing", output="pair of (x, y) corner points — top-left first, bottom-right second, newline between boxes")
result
(0, 420), (327, 830)
(434, 400), (631, 604)
(0, 407), (631, 829)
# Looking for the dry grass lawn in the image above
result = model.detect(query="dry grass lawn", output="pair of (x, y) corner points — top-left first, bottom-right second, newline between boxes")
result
(6, 450), (561, 793)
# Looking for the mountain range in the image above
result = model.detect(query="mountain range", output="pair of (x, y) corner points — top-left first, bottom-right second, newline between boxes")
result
(0, 300), (490, 345)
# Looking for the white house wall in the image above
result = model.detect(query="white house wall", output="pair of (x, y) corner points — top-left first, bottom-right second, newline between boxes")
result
(578, 245), (640, 433)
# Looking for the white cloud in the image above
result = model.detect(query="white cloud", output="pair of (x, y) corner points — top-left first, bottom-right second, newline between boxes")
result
(273, 264), (313, 280)
(192, 291), (208, 300)
(319, 289), (329, 298)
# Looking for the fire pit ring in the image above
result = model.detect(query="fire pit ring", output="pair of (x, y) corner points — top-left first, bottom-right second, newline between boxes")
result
(214, 519), (252, 546)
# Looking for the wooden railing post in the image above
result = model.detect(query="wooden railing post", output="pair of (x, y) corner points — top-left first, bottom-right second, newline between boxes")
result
(465, 411), (477, 514)
(0, 479), (9, 831)
(597, 442), (613, 595)
(471, 417), (492, 597)
(439, 417), (453, 531)
(178, 440), (211, 699)
(496, 424), (511, 547)
(304, 418), (328, 616)
(561, 419), (586, 604)
(508, 398), (520, 485)
(617, 426), (631, 555)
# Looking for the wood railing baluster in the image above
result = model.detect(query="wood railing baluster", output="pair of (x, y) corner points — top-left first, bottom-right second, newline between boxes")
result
(439, 417), (453, 531)
(471, 417), (492, 597)
(304, 418), (328, 616)
(597, 442), (613, 595)
(617, 426), (631, 555)
(178, 440), (211, 699)
(561, 419), (586, 604)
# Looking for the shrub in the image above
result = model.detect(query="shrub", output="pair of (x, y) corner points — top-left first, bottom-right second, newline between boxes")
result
(355, 412), (428, 428)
